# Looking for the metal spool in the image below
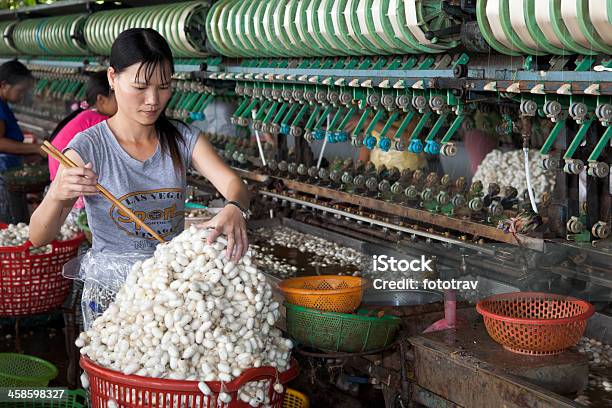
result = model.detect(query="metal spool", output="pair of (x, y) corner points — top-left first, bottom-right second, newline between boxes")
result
(395, 94), (411, 110)
(394, 140), (407, 151)
(436, 191), (450, 205)
(587, 162), (609, 178)
(451, 194), (466, 208)
(592, 221), (610, 240)
(569, 102), (588, 121)
(596, 104), (612, 122)
(339, 92), (353, 106)
(488, 202), (503, 216)
(327, 91), (340, 105)
(429, 95), (446, 112)
(304, 131), (315, 143)
(318, 168), (330, 180)
(404, 185), (418, 199)
(564, 159), (584, 175)
(381, 94), (395, 109)
(541, 155), (559, 170)
(520, 99), (538, 116)
(468, 197), (484, 211)
(341, 171), (353, 184)
(292, 89), (304, 101)
(278, 160), (289, 172)
(85, 2), (209, 57)
(378, 179), (391, 193)
(308, 166), (320, 179)
(365, 177), (378, 191)
(390, 182), (403, 195)
(267, 160), (278, 171)
(543, 100), (563, 119)
(289, 126), (303, 137)
(281, 89), (293, 101)
(421, 188), (434, 201)
(441, 143), (457, 157)
(287, 162), (298, 174)
(330, 169), (342, 183)
(566, 216), (584, 234)
(353, 174), (366, 187)
(412, 95), (428, 112)
(13, 14), (88, 56)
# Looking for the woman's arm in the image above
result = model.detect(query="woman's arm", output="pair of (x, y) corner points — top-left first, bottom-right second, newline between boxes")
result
(191, 135), (251, 208)
(0, 121), (45, 156)
(190, 135), (251, 261)
(29, 149), (98, 246)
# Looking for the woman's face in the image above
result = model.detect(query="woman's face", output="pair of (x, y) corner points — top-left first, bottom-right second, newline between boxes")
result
(0, 79), (32, 103)
(108, 61), (172, 126)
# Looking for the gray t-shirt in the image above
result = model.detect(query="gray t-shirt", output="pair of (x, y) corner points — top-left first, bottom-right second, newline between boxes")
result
(67, 120), (200, 254)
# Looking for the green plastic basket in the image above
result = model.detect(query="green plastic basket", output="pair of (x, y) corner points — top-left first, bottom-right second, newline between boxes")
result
(0, 353), (58, 388)
(0, 389), (87, 408)
(285, 303), (400, 353)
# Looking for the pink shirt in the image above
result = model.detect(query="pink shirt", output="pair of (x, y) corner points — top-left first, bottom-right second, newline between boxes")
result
(49, 110), (108, 208)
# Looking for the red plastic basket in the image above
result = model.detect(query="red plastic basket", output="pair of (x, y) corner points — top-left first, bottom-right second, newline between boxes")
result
(0, 223), (84, 316)
(476, 292), (595, 355)
(81, 356), (299, 408)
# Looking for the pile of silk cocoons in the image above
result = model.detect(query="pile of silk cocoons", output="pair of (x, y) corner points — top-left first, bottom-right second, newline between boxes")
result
(76, 226), (293, 407)
(473, 149), (555, 200)
(0, 222), (80, 253)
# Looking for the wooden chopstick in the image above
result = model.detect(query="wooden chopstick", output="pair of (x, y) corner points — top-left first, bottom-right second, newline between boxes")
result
(43, 141), (166, 243)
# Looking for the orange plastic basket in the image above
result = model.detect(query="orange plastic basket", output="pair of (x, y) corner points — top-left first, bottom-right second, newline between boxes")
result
(81, 357), (299, 408)
(476, 292), (595, 355)
(0, 224), (84, 316)
(278, 276), (365, 313)
(283, 388), (309, 408)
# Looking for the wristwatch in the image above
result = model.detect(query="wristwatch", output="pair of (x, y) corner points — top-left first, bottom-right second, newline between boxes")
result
(225, 200), (252, 220)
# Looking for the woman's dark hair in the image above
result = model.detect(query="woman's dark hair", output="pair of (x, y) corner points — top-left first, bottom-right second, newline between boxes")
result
(0, 59), (33, 85)
(110, 28), (184, 172)
(49, 71), (112, 142)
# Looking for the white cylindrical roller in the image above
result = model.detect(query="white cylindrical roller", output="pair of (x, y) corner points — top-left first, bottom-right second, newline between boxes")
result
(535, 0), (565, 48)
(318, 0), (342, 53)
(372, 0), (400, 50)
(484, 0), (517, 51)
(234, 1), (252, 54)
(295, 0), (315, 54)
(388, 0), (417, 51)
(243, 1), (260, 55)
(283, 0), (300, 48)
(345, 0), (365, 52)
(357, 0), (384, 53)
(331, 0), (358, 52)
(305, 0), (328, 53)
(561, 0), (591, 49)
(590, 0), (612, 43)
(509, 0), (539, 49)
(273, 0), (293, 55)
(253, 1), (268, 56)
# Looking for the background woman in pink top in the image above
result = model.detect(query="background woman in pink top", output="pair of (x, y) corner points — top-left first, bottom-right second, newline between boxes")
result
(48, 71), (117, 210)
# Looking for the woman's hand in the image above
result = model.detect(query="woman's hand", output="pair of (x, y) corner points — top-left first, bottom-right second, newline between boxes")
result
(198, 205), (248, 261)
(48, 162), (98, 203)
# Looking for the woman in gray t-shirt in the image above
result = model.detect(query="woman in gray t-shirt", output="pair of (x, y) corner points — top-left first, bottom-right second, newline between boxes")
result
(30, 28), (250, 261)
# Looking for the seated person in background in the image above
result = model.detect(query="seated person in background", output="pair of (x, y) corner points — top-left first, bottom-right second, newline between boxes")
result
(46, 71), (117, 222)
